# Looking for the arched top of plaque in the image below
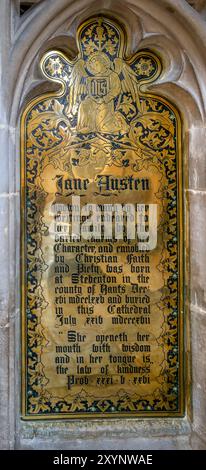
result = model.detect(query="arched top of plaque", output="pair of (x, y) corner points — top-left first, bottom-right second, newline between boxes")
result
(22, 16), (180, 179)
(41, 16), (161, 90)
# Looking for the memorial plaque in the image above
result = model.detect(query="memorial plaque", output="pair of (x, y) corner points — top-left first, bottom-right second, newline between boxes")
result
(21, 16), (184, 418)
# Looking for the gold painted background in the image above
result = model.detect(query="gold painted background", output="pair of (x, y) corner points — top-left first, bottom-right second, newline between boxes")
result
(21, 16), (184, 418)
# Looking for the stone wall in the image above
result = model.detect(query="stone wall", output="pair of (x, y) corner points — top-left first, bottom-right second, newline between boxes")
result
(0, 0), (206, 450)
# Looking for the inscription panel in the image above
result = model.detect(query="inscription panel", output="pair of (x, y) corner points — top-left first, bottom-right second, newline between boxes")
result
(21, 17), (184, 418)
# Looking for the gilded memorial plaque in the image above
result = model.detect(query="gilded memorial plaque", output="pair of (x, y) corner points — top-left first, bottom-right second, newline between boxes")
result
(21, 16), (184, 418)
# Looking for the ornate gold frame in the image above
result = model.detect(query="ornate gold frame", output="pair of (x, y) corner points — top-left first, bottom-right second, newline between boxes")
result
(21, 15), (185, 419)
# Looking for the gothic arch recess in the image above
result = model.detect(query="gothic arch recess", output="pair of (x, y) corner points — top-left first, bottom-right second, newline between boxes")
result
(9, 0), (206, 126)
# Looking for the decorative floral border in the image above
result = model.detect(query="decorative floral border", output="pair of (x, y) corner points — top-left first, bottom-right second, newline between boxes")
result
(21, 16), (184, 418)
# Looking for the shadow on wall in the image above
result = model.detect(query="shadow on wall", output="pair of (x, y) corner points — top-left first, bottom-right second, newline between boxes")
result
(20, 1), (42, 17)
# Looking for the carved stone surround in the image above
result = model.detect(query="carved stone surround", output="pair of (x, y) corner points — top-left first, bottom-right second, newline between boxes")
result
(17, 1), (206, 13)
(187, 0), (206, 11)
(1, 0), (206, 450)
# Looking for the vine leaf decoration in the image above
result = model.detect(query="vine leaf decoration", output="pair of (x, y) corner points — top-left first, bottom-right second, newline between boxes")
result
(23, 16), (181, 416)
(26, 17), (169, 175)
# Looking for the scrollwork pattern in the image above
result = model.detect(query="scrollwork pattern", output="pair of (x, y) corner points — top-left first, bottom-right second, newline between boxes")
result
(22, 16), (182, 417)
